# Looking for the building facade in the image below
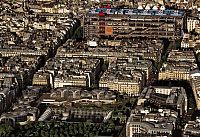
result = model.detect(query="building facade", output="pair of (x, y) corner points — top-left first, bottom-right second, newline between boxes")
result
(84, 8), (186, 40)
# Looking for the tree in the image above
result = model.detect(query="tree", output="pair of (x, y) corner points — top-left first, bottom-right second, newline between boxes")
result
(49, 129), (54, 137)
(72, 26), (83, 39)
(102, 63), (108, 71)
(78, 123), (83, 134)
(125, 102), (132, 108)
(197, 53), (200, 63)
(69, 124), (74, 136)
(54, 131), (59, 137)
(41, 130), (47, 137)
(0, 124), (14, 137)
(60, 133), (65, 137)
(126, 108), (130, 117)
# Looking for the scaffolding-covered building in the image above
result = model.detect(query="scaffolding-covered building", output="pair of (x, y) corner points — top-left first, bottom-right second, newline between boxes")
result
(84, 8), (186, 40)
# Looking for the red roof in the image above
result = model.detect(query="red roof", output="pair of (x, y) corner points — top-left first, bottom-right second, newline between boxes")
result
(99, 12), (105, 17)
(105, 5), (111, 8)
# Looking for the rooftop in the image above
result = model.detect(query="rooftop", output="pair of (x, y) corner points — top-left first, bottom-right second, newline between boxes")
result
(184, 118), (200, 135)
(88, 8), (185, 17)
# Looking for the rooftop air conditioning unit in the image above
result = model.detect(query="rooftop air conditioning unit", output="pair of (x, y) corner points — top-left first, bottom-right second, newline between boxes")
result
(87, 40), (97, 47)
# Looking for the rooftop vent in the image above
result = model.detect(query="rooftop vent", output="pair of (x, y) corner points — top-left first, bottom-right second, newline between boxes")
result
(160, 6), (166, 10)
(138, 5), (143, 10)
(152, 6), (158, 10)
(145, 4), (151, 10)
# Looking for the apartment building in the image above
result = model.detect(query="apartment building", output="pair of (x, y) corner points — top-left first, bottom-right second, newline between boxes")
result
(159, 49), (197, 81)
(42, 57), (101, 88)
(0, 106), (39, 126)
(54, 75), (89, 88)
(159, 67), (190, 80)
(126, 109), (177, 137)
(99, 69), (143, 96)
(0, 85), (42, 125)
(137, 86), (188, 116)
(115, 58), (153, 81)
(193, 40), (200, 54)
(99, 59), (150, 96)
(159, 62), (197, 81)
(0, 55), (41, 89)
(56, 44), (127, 62)
(184, 117), (200, 137)
(126, 86), (187, 137)
(187, 17), (199, 32)
(189, 70), (200, 109)
(32, 71), (51, 87)
(167, 50), (196, 63)
(25, 1), (70, 14)
(181, 34), (195, 48)
(126, 60), (153, 81)
(56, 39), (163, 65)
